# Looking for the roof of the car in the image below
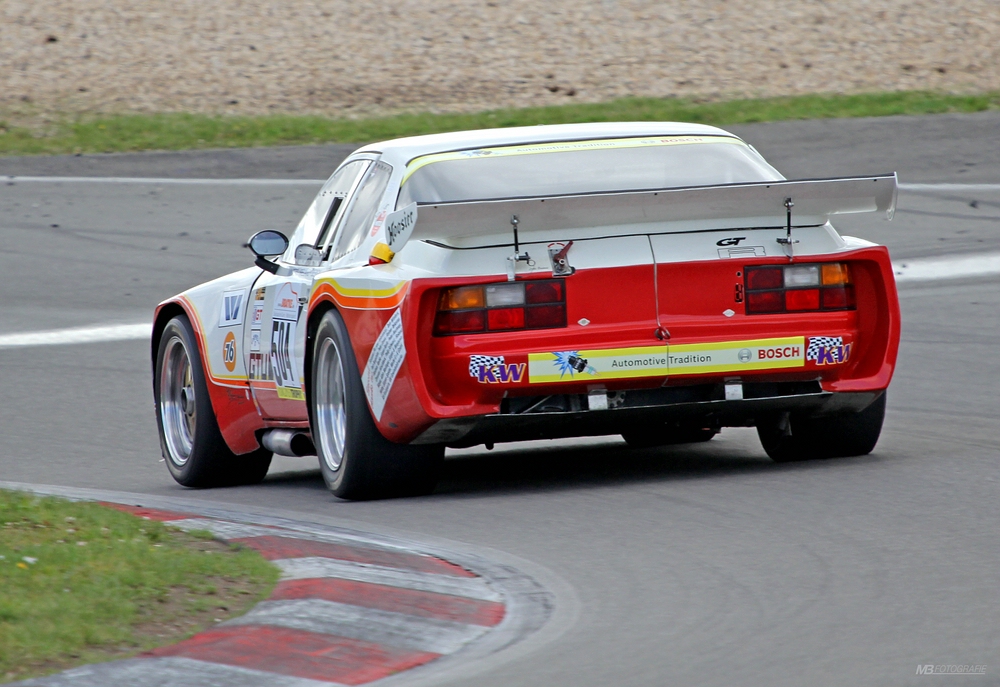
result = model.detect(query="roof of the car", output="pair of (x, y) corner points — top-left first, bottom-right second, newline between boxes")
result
(354, 122), (742, 167)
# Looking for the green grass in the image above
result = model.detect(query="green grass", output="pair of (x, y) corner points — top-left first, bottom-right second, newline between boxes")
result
(0, 490), (278, 683)
(1, 90), (999, 156)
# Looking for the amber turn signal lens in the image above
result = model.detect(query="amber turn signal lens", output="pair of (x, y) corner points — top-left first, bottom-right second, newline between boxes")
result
(821, 263), (850, 286)
(439, 285), (484, 310)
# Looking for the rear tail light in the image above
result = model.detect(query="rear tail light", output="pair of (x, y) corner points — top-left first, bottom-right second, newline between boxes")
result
(434, 280), (567, 335)
(745, 262), (855, 314)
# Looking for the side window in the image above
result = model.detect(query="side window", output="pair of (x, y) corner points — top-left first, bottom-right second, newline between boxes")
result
(329, 161), (393, 262)
(313, 160), (370, 250)
(281, 161), (367, 261)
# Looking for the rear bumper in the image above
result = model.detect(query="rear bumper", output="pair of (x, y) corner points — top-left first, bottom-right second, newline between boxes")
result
(412, 382), (883, 447)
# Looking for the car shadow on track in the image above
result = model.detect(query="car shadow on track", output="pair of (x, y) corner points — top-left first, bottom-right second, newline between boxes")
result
(254, 431), (885, 500)
(433, 434), (780, 497)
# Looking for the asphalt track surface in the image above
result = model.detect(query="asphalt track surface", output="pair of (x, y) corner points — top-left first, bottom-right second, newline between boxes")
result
(2, 112), (1000, 686)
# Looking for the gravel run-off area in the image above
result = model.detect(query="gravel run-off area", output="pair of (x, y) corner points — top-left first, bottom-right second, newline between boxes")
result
(2, 1), (1000, 120)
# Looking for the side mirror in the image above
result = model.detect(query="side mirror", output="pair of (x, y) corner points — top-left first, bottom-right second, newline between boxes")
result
(247, 230), (288, 274)
(293, 243), (323, 267)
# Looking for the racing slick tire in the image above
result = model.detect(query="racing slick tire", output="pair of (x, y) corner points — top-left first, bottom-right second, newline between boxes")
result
(154, 315), (272, 487)
(621, 426), (719, 448)
(757, 392), (887, 463)
(311, 309), (444, 500)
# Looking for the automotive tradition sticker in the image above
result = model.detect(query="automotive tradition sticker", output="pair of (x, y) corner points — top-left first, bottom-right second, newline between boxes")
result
(527, 337), (805, 383)
(807, 336), (852, 365)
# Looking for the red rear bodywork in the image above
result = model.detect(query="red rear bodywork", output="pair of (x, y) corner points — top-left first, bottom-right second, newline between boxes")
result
(370, 245), (899, 445)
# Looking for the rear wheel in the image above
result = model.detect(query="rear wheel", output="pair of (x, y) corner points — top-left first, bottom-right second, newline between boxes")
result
(154, 315), (271, 487)
(757, 392), (886, 463)
(311, 309), (444, 500)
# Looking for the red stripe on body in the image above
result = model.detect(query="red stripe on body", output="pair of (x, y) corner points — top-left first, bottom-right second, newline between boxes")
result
(272, 578), (505, 627)
(233, 535), (475, 578)
(99, 503), (190, 521)
(146, 625), (439, 684)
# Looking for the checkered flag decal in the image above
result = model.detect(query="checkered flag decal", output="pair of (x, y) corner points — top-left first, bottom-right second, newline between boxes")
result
(469, 355), (505, 377)
(807, 336), (843, 361)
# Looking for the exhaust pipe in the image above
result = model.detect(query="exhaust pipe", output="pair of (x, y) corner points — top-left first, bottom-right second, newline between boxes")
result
(261, 429), (315, 457)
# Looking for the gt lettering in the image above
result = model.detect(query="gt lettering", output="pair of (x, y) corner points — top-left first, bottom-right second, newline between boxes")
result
(758, 346), (801, 359)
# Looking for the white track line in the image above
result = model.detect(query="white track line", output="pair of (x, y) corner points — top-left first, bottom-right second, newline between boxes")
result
(892, 251), (1000, 283)
(0, 322), (150, 348)
(4, 175), (324, 185)
(6, 176), (998, 192)
(899, 183), (1000, 193)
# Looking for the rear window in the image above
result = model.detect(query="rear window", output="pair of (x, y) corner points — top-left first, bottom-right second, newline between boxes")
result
(397, 136), (783, 207)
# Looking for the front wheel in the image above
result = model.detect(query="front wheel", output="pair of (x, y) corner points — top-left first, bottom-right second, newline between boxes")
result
(311, 309), (443, 500)
(154, 315), (271, 487)
(757, 392), (887, 463)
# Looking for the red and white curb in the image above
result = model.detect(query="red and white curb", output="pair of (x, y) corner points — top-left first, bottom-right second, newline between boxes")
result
(8, 489), (558, 687)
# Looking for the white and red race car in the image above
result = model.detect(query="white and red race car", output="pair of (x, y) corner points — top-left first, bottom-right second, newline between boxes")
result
(152, 122), (900, 499)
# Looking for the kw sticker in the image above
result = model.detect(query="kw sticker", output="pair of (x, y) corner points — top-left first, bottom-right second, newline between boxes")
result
(528, 337), (805, 383)
(469, 355), (524, 384)
(807, 336), (852, 365)
(222, 331), (237, 372)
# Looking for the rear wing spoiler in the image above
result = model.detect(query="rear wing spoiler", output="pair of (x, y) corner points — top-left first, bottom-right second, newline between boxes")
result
(407, 173), (897, 249)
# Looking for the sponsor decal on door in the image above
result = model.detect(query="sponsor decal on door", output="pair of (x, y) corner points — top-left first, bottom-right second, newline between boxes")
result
(270, 282), (304, 401)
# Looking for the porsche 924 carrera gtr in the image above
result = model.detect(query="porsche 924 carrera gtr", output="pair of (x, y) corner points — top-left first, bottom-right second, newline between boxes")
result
(152, 122), (900, 499)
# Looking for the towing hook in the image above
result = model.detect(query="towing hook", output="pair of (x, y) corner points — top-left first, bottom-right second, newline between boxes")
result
(655, 326), (670, 341)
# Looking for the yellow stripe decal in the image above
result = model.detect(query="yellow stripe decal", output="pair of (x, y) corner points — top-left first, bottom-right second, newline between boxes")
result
(316, 279), (407, 299)
(402, 135), (744, 184)
(527, 337), (805, 383)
